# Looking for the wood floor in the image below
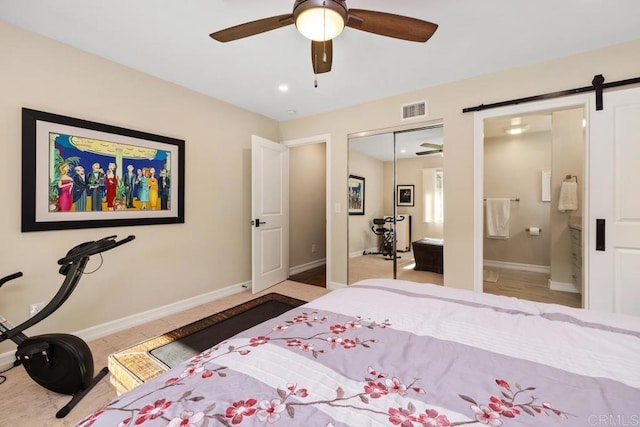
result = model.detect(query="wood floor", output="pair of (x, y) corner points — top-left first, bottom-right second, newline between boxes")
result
(288, 265), (326, 287)
(483, 267), (581, 308)
(348, 250), (581, 308)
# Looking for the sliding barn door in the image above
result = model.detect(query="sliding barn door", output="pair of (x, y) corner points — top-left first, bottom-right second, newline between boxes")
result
(588, 86), (640, 316)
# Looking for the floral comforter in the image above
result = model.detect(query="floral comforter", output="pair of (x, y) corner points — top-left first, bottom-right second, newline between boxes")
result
(77, 279), (640, 427)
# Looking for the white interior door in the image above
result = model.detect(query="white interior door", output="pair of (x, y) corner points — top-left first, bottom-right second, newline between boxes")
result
(588, 86), (640, 316)
(251, 135), (289, 294)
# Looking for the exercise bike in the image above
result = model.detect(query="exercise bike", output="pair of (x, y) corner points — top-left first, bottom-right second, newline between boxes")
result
(0, 234), (135, 418)
(363, 216), (405, 260)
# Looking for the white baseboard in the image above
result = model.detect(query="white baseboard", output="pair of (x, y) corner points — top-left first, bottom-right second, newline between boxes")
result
(0, 280), (249, 371)
(350, 247), (378, 258)
(549, 280), (580, 294)
(289, 258), (326, 276)
(328, 281), (347, 290)
(483, 260), (551, 274)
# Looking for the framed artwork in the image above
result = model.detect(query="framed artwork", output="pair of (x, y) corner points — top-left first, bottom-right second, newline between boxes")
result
(348, 175), (365, 215)
(21, 108), (185, 232)
(397, 184), (414, 207)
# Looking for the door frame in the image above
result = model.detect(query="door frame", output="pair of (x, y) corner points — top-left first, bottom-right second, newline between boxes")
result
(282, 133), (332, 288)
(472, 94), (592, 302)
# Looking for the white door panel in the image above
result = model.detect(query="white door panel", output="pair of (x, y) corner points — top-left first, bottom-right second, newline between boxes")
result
(260, 228), (284, 274)
(589, 87), (640, 316)
(615, 250), (640, 315)
(252, 135), (289, 294)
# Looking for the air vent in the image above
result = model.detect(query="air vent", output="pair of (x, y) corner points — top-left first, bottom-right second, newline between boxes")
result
(401, 101), (427, 120)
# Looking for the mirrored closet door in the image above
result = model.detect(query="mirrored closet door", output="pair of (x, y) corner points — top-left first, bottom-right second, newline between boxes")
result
(348, 124), (445, 285)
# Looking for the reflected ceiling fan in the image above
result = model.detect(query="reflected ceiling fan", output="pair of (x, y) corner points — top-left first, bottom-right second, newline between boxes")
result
(416, 142), (443, 156)
(210, 0), (438, 75)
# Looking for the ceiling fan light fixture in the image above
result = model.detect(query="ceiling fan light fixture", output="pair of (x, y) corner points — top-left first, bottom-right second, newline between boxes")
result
(294, 0), (347, 41)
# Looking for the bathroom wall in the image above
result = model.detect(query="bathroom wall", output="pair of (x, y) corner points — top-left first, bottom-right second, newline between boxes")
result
(483, 130), (552, 268)
(549, 108), (584, 287)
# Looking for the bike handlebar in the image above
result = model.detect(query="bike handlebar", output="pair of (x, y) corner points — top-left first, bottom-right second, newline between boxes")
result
(0, 272), (23, 288)
(57, 235), (135, 265)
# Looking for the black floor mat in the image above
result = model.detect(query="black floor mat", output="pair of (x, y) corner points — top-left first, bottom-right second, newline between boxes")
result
(149, 294), (305, 368)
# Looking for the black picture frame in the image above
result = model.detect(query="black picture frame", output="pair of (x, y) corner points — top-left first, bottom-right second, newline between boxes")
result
(348, 175), (365, 215)
(21, 108), (185, 232)
(397, 184), (414, 207)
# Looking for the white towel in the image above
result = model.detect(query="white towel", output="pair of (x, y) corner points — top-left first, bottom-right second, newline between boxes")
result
(485, 198), (510, 239)
(558, 181), (578, 212)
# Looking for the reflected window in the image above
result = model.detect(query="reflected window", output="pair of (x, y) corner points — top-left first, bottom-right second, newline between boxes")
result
(423, 168), (443, 223)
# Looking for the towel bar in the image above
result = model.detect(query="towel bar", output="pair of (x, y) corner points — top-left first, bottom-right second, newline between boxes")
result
(483, 197), (520, 202)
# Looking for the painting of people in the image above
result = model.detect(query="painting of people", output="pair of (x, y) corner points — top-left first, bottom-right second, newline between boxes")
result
(22, 108), (184, 232)
(48, 133), (173, 213)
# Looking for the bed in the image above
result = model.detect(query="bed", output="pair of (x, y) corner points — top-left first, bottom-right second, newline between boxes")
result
(76, 279), (640, 426)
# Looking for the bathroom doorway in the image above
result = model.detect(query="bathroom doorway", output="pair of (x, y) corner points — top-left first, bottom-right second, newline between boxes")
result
(481, 108), (584, 308)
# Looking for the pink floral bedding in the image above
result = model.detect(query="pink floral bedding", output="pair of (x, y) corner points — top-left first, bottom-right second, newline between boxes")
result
(77, 279), (640, 427)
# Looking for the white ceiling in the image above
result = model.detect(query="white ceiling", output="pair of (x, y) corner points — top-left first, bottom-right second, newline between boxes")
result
(350, 126), (443, 161)
(2, 0), (640, 122)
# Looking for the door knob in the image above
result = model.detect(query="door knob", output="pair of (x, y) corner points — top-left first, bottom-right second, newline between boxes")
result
(252, 219), (266, 228)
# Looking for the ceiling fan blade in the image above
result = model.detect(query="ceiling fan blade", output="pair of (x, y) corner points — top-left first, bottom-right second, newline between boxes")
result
(347, 9), (438, 42)
(420, 142), (442, 149)
(311, 40), (333, 74)
(416, 149), (443, 156)
(210, 14), (294, 42)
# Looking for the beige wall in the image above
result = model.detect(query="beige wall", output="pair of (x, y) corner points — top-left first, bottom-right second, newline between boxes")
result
(279, 39), (640, 288)
(483, 131), (552, 266)
(289, 143), (326, 268)
(348, 149), (384, 255)
(384, 156), (445, 241)
(0, 22), (279, 353)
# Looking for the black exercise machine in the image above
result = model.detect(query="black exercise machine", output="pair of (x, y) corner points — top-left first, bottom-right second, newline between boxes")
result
(363, 216), (404, 260)
(0, 234), (134, 418)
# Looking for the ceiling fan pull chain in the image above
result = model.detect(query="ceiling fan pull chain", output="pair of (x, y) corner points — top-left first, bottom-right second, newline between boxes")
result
(323, 1), (327, 41)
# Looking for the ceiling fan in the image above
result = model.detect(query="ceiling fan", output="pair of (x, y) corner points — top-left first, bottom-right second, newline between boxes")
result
(416, 142), (443, 156)
(210, 0), (438, 75)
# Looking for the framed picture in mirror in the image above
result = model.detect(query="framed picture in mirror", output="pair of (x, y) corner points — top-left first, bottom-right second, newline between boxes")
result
(397, 184), (414, 207)
(348, 175), (365, 215)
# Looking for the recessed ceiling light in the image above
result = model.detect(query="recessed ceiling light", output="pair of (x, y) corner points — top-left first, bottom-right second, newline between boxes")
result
(504, 124), (529, 135)
(278, 84), (289, 92)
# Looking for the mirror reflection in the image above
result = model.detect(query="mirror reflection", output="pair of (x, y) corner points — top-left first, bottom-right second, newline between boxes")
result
(348, 125), (445, 285)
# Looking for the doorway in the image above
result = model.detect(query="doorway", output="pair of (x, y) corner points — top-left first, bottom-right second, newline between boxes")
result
(474, 97), (587, 308)
(284, 135), (329, 288)
(347, 123), (445, 285)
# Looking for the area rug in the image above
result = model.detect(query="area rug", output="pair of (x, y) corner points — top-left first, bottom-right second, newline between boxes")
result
(108, 293), (306, 394)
